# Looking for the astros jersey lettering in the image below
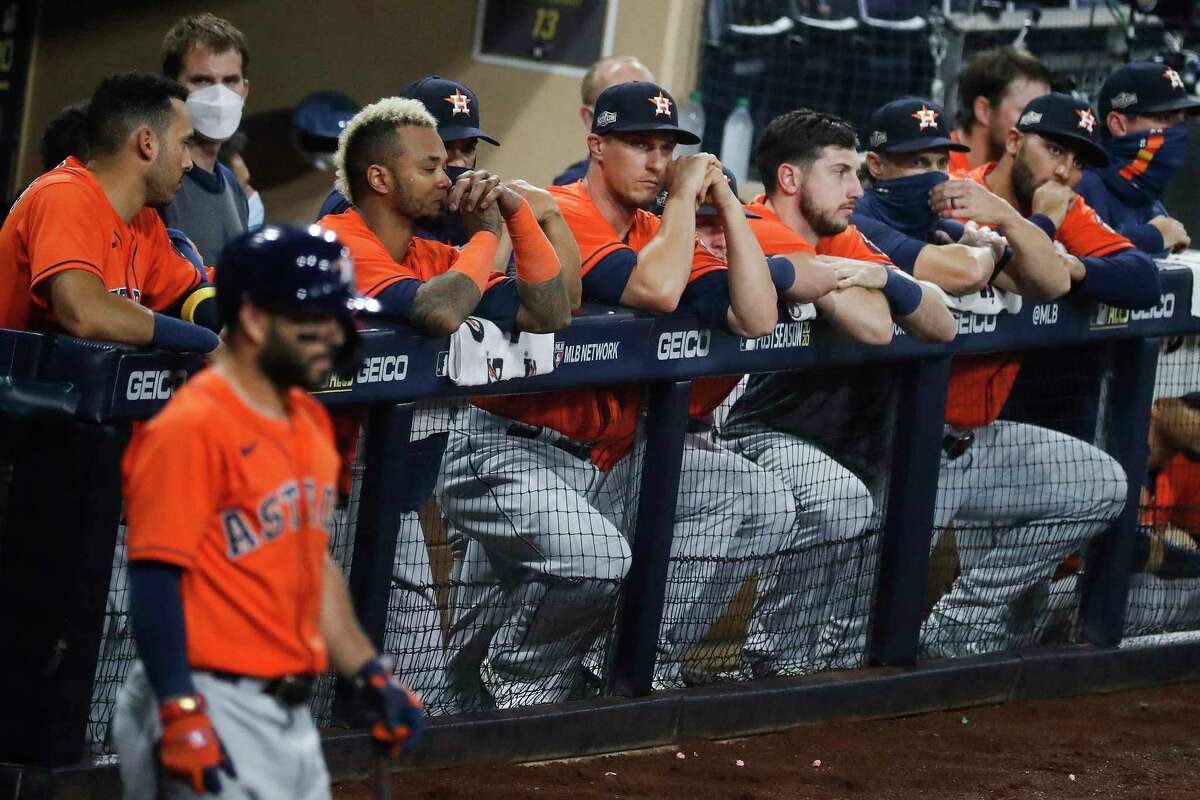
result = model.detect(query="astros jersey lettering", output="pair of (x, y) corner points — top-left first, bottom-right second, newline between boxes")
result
(122, 369), (339, 677)
(945, 163), (1136, 429)
(0, 157), (203, 331)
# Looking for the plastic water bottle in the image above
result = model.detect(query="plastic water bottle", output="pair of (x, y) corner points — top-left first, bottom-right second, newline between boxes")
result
(676, 90), (706, 157)
(720, 97), (753, 186)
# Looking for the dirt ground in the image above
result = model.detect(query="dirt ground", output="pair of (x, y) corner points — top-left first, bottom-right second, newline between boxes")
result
(333, 682), (1200, 799)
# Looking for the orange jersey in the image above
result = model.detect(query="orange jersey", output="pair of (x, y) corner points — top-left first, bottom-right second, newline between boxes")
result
(744, 196), (893, 265)
(947, 130), (973, 176)
(1144, 454), (1200, 535)
(318, 208), (507, 297)
(946, 163), (1136, 430)
(122, 369), (340, 677)
(0, 157), (202, 331)
(476, 181), (725, 468)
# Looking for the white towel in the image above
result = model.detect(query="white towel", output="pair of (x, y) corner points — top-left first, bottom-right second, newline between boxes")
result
(1158, 249), (1200, 318)
(447, 317), (556, 387)
(785, 302), (818, 321)
(921, 281), (1022, 316)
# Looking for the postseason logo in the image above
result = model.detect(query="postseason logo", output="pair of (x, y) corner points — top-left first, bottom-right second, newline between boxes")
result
(740, 321), (810, 351)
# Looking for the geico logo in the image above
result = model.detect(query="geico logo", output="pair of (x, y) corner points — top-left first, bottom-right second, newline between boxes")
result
(356, 355), (409, 383)
(657, 329), (711, 360)
(955, 313), (998, 335)
(1130, 293), (1176, 321)
(1032, 304), (1059, 326)
(126, 369), (175, 401)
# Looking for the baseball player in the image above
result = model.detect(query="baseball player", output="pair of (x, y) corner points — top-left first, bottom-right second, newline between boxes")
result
(318, 96), (572, 708)
(0, 71), (218, 347)
(949, 47), (1053, 173)
(917, 93), (1160, 656)
(1075, 61), (1199, 256)
(718, 108), (956, 676)
(112, 225), (424, 799)
(318, 76), (500, 241)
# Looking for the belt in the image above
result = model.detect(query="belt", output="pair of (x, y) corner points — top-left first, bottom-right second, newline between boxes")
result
(942, 430), (975, 461)
(209, 671), (318, 706)
(506, 422), (593, 461)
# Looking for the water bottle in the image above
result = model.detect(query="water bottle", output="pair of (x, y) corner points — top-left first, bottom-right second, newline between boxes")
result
(676, 90), (706, 157)
(720, 97), (753, 186)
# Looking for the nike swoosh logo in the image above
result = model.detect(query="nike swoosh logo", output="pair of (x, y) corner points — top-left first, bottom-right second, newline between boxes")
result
(240, 442), (257, 457)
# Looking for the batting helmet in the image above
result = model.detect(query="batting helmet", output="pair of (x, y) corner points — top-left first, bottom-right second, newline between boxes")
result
(216, 224), (379, 374)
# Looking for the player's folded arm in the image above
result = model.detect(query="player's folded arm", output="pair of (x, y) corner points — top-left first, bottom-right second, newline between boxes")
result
(1072, 246), (1161, 309)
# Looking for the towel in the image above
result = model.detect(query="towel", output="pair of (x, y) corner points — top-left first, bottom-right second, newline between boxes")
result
(447, 317), (556, 386)
(785, 302), (818, 321)
(1157, 249), (1200, 317)
(922, 281), (1022, 316)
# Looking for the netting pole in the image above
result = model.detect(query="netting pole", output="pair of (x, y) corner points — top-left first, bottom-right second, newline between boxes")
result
(1080, 337), (1160, 647)
(609, 380), (692, 697)
(333, 402), (414, 722)
(868, 356), (952, 667)
(0, 418), (127, 766)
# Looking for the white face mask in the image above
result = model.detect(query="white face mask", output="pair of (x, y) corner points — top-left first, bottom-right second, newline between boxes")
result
(246, 191), (264, 230)
(187, 84), (244, 141)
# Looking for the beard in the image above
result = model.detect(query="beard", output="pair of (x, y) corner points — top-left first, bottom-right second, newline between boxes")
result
(392, 179), (444, 228)
(1010, 149), (1039, 210)
(258, 324), (331, 392)
(800, 190), (849, 237)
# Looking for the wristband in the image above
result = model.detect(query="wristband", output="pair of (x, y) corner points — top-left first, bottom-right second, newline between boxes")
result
(450, 231), (500, 293)
(1028, 213), (1058, 240)
(766, 256), (795, 292)
(507, 199), (561, 285)
(991, 245), (1014, 282)
(152, 312), (220, 353)
(881, 268), (922, 317)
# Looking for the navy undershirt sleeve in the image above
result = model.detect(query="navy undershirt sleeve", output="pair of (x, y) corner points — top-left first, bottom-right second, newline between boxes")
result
(1076, 248), (1161, 310)
(473, 278), (522, 332)
(678, 270), (734, 329)
(1125, 222), (1166, 256)
(374, 279), (421, 323)
(581, 247), (638, 305)
(850, 214), (925, 275)
(934, 219), (966, 242)
(128, 561), (195, 701)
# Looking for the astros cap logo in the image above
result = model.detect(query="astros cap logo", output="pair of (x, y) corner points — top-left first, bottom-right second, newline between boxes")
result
(1076, 108), (1096, 133)
(911, 104), (938, 130)
(1164, 68), (1185, 91)
(649, 91), (673, 117)
(446, 89), (471, 116)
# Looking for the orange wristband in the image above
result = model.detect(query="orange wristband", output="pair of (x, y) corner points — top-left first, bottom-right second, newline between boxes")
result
(507, 199), (562, 285)
(450, 230), (500, 293)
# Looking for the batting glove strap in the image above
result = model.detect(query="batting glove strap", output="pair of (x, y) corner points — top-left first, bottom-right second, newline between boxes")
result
(158, 694), (237, 794)
(356, 658), (426, 758)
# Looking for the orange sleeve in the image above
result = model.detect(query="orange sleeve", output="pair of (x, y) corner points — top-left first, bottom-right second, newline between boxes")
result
(747, 215), (817, 258)
(823, 226), (894, 266)
(122, 413), (219, 568)
(1056, 196), (1134, 259)
(24, 183), (107, 291)
(139, 214), (203, 311)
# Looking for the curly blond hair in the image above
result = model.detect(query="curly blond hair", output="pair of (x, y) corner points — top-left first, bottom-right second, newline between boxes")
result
(334, 97), (437, 204)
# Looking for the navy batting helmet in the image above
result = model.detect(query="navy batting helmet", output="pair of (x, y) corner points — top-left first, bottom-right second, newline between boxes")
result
(216, 224), (379, 374)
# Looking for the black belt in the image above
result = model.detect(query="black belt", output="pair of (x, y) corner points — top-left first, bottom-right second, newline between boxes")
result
(942, 430), (975, 461)
(506, 422), (593, 461)
(209, 671), (318, 706)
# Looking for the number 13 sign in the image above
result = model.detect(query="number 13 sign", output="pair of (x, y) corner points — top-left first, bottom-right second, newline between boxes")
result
(473, 0), (618, 76)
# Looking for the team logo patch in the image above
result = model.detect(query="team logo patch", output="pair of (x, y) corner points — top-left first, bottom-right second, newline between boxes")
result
(649, 91), (673, 117)
(1019, 110), (1043, 126)
(911, 104), (939, 130)
(446, 89), (471, 116)
(1111, 91), (1138, 110)
(1164, 68), (1185, 91)
(1076, 108), (1097, 133)
(869, 130), (887, 147)
(465, 317), (485, 342)
(596, 110), (617, 127)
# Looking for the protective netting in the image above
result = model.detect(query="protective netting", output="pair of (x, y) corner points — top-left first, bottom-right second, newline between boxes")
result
(1126, 335), (1200, 637)
(696, 1), (1165, 170)
(701, 363), (895, 681)
(392, 397), (645, 714)
(920, 346), (1126, 659)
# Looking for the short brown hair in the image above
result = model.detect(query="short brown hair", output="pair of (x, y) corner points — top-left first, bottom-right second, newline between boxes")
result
(755, 109), (858, 195)
(161, 13), (249, 80)
(955, 47), (1052, 131)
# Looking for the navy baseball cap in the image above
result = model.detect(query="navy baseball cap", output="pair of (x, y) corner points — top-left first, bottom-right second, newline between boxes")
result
(1099, 61), (1200, 119)
(866, 97), (969, 154)
(1016, 93), (1110, 167)
(591, 81), (700, 145)
(400, 76), (500, 146)
(293, 91), (360, 139)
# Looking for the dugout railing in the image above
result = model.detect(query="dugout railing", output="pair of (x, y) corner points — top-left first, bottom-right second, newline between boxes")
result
(3, 261), (1200, 798)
